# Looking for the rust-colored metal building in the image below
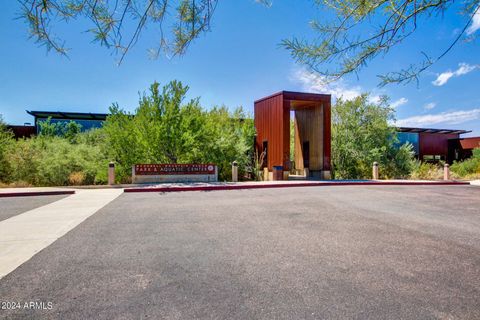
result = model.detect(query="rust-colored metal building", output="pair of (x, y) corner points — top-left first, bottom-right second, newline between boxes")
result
(7, 125), (36, 139)
(254, 91), (331, 179)
(449, 136), (480, 162)
(396, 127), (479, 163)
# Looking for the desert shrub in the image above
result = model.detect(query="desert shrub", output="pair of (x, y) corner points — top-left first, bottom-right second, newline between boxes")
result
(103, 81), (255, 182)
(0, 116), (14, 182)
(5, 134), (108, 186)
(69, 171), (86, 185)
(451, 148), (480, 179)
(332, 94), (415, 179)
(409, 161), (444, 180)
(2, 81), (255, 186)
(202, 106), (255, 181)
(38, 117), (82, 140)
(5, 138), (40, 184)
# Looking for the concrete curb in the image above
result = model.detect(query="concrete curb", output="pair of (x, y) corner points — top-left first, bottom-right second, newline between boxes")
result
(124, 181), (470, 193)
(0, 190), (75, 198)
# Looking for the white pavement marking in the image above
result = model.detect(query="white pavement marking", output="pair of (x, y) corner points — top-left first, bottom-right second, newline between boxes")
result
(0, 189), (123, 279)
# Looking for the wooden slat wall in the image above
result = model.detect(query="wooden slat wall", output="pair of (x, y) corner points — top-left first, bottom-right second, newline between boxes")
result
(254, 93), (287, 170)
(323, 99), (331, 171)
(293, 104), (324, 171)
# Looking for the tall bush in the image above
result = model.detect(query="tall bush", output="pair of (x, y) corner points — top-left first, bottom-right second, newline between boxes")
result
(0, 116), (14, 182)
(332, 94), (415, 179)
(451, 148), (480, 179)
(103, 81), (255, 182)
(5, 135), (108, 186)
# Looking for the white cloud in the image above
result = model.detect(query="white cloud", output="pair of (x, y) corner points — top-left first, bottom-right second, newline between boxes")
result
(292, 67), (362, 100)
(432, 71), (454, 86)
(368, 95), (382, 104)
(391, 97), (408, 109)
(467, 6), (480, 35)
(432, 63), (478, 86)
(423, 102), (436, 110)
(396, 108), (480, 127)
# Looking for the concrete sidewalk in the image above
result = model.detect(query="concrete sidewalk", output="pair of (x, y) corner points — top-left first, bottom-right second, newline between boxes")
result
(124, 179), (470, 193)
(0, 189), (122, 279)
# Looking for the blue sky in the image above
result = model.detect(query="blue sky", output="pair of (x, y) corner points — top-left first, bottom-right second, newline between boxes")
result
(1, 1), (479, 136)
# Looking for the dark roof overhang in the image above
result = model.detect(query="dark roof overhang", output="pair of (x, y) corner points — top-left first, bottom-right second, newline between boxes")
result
(396, 127), (471, 135)
(27, 110), (108, 121)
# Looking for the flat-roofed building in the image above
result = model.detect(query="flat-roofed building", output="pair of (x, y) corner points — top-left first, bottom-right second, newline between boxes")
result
(27, 111), (108, 134)
(396, 127), (477, 163)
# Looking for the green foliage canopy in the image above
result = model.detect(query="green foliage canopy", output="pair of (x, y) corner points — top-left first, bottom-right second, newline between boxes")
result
(331, 94), (415, 179)
(103, 80), (255, 181)
(451, 148), (480, 178)
(0, 116), (14, 181)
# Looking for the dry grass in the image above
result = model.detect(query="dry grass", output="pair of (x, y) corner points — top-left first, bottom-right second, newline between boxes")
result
(0, 181), (33, 188)
(68, 171), (86, 185)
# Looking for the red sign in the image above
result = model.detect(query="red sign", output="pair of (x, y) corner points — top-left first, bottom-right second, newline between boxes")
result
(134, 164), (216, 175)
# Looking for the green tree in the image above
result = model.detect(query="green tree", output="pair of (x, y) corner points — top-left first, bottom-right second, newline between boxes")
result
(6, 135), (108, 186)
(282, 1), (480, 86)
(38, 117), (62, 137)
(18, 0), (272, 63)
(103, 81), (209, 180)
(451, 148), (480, 179)
(20, 0), (217, 62)
(203, 106), (255, 180)
(63, 121), (83, 143)
(19, 1), (478, 82)
(331, 94), (414, 179)
(0, 116), (14, 182)
(103, 80), (255, 182)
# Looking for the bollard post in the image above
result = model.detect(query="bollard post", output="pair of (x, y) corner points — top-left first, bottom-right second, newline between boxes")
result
(372, 162), (379, 180)
(444, 163), (450, 181)
(108, 161), (115, 185)
(263, 167), (269, 181)
(232, 160), (238, 182)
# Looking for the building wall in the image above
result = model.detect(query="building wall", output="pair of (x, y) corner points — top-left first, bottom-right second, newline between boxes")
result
(459, 137), (480, 150)
(448, 137), (480, 162)
(254, 93), (290, 170)
(419, 132), (459, 161)
(7, 125), (36, 139)
(254, 91), (331, 175)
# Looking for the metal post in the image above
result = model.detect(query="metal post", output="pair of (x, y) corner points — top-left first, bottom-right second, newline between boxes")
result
(372, 162), (379, 180)
(108, 162), (115, 185)
(263, 167), (269, 181)
(444, 163), (450, 181)
(131, 165), (136, 184)
(232, 161), (238, 182)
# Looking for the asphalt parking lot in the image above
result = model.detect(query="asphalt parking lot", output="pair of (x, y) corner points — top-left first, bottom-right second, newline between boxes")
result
(0, 195), (69, 222)
(0, 185), (479, 319)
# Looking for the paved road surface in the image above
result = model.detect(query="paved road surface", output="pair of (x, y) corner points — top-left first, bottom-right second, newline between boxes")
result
(0, 195), (69, 222)
(0, 185), (479, 319)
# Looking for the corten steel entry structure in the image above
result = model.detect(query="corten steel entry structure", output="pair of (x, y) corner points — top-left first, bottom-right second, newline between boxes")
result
(254, 91), (331, 180)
